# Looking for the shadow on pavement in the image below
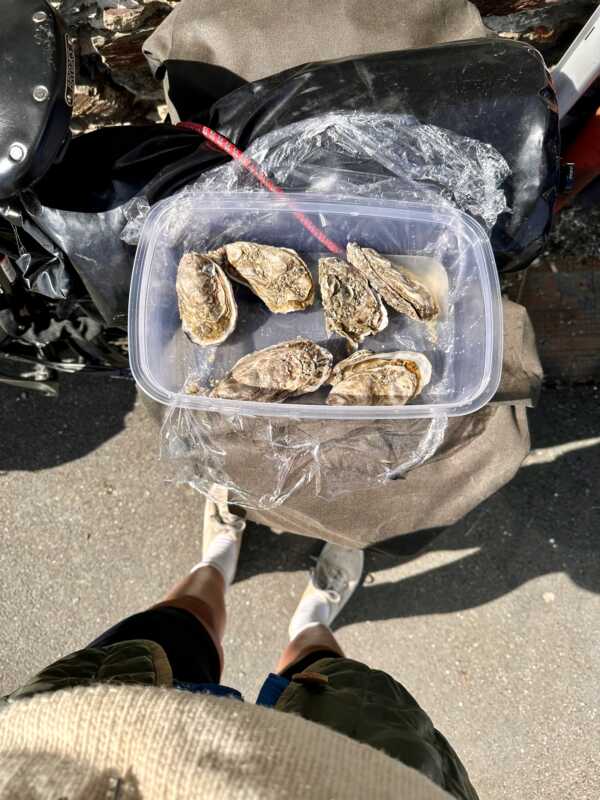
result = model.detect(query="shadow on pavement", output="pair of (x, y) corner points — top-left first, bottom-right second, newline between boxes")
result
(237, 387), (600, 623)
(0, 373), (136, 471)
(1, 371), (597, 624)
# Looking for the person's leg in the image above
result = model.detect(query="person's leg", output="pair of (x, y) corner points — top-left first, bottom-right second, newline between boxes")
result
(276, 543), (364, 675)
(156, 485), (244, 638)
(160, 564), (227, 641)
(92, 487), (245, 683)
(276, 624), (343, 676)
(273, 544), (479, 799)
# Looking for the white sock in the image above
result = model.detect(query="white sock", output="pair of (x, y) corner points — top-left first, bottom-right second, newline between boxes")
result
(194, 531), (241, 590)
(289, 591), (332, 640)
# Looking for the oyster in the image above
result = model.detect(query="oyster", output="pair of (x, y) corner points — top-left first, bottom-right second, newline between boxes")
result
(210, 338), (333, 402)
(206, 246), (250, 285)
(223, 242), (314, 313)
(176, 252), (237, 346)
(318, 257), (388, 349)
(327, 350), (432, 406)
(346, 242), (438, 321)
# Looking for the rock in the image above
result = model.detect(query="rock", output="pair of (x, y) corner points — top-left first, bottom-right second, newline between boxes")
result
(51, 0), (176, 131)
(103, 5), (149, 33)
(476, 0), (600, 62)
(71, 81), (161, 133)
(51, 0), (599, 131)
(93, 2), (173, 99)
(473, 0), (592, 14)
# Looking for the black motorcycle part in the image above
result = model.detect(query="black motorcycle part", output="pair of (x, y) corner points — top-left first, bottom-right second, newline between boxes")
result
(174, 38), (561, 273)
(0, 0), (74, 200)
(2, 39), (560, 345)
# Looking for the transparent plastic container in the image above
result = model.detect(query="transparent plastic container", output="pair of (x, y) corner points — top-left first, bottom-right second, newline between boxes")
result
(129, 193), (502, 420)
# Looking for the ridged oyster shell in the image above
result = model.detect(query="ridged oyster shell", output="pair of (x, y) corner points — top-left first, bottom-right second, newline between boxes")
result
(327, 350), (432, 406)
(176, 252), (237, 346)
(223, 242), (314, 313)
(318, 257), (388, 349)
(211, 338), (333, 402)
(346, 242), (438, 321)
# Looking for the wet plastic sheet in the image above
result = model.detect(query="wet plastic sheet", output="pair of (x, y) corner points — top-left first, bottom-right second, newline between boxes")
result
(151, 113), (508, 508)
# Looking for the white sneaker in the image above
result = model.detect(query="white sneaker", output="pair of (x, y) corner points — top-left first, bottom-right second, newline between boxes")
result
(202, 485), (245, 552)
(201, 485), (246, 587)
(289, 543), (364, 638)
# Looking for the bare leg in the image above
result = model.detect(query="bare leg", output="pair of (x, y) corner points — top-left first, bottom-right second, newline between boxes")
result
(154, 488), (245, 674)
(276, 623), (344, 674)
(277, 543), (364, 675)
(162, 565), (227, 642)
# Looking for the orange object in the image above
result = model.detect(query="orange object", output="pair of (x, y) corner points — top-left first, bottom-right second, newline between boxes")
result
(555, 107), (600, 212)
(291, 670), (330, 687)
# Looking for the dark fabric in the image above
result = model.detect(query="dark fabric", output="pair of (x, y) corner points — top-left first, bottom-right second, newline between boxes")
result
(255, 673), (290, 707)
(161, 60), (247, 120)
(34, 126), (204, 213)
(3, 640), (173, 704)
(90, 606), (221, 684)
(0, 0), (72, 199)
(276, 657), (479, 800)
(1, 39), (559, 347)
(165, 38), (559, 274)
(280, 650), (342, 680)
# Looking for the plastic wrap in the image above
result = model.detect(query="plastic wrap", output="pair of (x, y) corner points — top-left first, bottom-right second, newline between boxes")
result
(198, 114), (509, 230)
(122, 113), (509, 244)
(145, 113), (508, 508)
(161, 406), (449, 508)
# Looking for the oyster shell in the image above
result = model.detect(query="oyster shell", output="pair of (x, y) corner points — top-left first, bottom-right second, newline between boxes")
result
(210, 338), (333, 402)
(176, 252), (237, 346)
(318, 257), (388, 349)
(327, 350), (432, 406)
(207, 246), (250, 287)
(223, 242), (314, 313)
(346, 242), (438, 321)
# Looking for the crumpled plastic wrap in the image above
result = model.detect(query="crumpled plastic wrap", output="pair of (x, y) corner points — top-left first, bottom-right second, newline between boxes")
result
(147, 112), (509, 508)
(122, 197), (151, 246)
(122, 113), (510, 244)
(161, 407), (449, 508)
(203, 114), (509, 228)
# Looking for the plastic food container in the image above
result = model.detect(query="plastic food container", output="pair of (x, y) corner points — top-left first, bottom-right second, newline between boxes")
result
(129, 192), (502, 420)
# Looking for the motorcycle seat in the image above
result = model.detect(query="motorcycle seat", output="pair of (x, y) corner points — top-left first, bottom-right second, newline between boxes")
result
(0, 0), (73, 200)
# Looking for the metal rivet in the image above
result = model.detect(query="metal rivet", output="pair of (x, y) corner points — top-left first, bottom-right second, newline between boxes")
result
(8, 144), (27, 163)
(33, 85), (49, 102)
(32, 10), (48, 23)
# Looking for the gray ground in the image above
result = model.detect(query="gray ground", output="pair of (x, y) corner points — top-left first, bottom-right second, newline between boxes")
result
(0, 377), (598, 800)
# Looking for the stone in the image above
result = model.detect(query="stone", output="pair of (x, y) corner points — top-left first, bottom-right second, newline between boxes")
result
(50, 0), (598, 130)
(51, 0), (176, 130)
(478, 0), (599, 62)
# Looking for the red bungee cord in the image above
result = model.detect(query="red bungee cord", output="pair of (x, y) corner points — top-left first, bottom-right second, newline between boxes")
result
(177, 121), (343, 256)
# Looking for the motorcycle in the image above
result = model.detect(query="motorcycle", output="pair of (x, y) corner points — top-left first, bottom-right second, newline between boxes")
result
(3, 0), (596, 396)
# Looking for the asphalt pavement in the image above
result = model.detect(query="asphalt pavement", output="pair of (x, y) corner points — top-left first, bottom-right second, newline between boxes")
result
(0, 376), (598, 800)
